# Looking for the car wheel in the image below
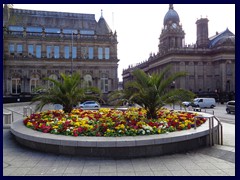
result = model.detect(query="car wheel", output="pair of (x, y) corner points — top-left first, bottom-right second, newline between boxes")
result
(210, 105), (215, 108)
(226, 108), (231, 114)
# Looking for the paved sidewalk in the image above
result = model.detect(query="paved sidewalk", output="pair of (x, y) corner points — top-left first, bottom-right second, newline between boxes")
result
(3, 129), (235, 176)
(3, 103), (235, 176)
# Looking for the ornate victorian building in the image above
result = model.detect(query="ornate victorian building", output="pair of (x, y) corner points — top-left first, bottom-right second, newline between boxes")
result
(3, 4), (119, 101)
(123, 4), (235, 98)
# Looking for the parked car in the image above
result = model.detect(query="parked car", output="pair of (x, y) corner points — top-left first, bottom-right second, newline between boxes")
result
(78, 101), (100, 109)
(192, 98), (216, 108)
(226, 100), (235, 114)
(182, 101), (194, 107)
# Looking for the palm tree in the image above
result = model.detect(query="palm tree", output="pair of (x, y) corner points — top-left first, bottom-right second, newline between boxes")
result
(110, 65), (195, 119)
(31, 73), (101, 113)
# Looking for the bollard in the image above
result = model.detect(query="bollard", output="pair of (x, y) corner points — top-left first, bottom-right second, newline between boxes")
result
(23, 106), (33, 117)
(23, 106), (28, 117)
(4, 112), (12, 124)
(29, 107), (32, 115)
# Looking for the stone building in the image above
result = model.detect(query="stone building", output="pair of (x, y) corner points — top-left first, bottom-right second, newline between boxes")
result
(3, 4), (119, 101)
(122, 4), (235, 100)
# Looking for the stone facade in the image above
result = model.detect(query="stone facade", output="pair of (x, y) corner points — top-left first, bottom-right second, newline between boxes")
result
(3, 5), (119, 101)
(122, 4), (235, 98)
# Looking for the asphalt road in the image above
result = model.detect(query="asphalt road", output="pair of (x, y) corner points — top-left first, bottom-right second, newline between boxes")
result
(143, 103), (234, 124)
(165, 103), (235, 125)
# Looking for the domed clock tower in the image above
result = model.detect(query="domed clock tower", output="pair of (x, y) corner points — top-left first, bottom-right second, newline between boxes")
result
(159, 4), (185, 53)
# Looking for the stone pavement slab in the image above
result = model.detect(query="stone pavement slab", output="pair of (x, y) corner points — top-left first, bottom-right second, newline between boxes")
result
(3, 128), (235, 176)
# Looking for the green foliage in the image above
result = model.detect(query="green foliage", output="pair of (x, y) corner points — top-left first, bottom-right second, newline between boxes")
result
(109, 65), (195, 119)
(31, 73), (102, 113)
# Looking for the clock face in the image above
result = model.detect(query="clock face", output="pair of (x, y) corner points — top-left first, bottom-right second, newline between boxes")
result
(172, 23), (177, 28)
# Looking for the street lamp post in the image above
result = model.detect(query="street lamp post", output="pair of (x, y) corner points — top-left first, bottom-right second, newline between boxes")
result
(71, 31), (73, 75)
(172, 81), (176, 109)
(71, 30), (78, 75)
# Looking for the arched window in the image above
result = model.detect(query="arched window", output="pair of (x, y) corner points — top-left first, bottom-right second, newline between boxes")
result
(84, 74), (93, 88)
(101, 73), (108, 93)
(30, 74), (40, 93)
(11, 77), (21, 94)
(48, 74), (58, 88)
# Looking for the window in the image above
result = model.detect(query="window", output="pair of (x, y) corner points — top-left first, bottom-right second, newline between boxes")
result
(81, 47), (87, 59)
(226, 63), (232, 75)
(26, 27), (42, 36)
(9, 44), (14, 55)
(36, 45), (41, 58)
(101, 74), (108, 93)
(8, 26), (24, 32)
(30, 74), (40, 93)
(48, 74), (58, 88)
(88, 47), (94, 59)
(45, 28), (60, 33)
(72, 46), (77, 59)
(80, 30), (94, 35)
(28, 45), (34, 56)
(26, 27), (42, 32)
(63, 29), (78, 34)
(17, 44), (23, 55)
(105, 47), (110, 59)
(46, 46), (52, 58)
(64, 46), (70, 59)
(11, 78), (21, 94)
(54, 46), (59, 59)
(84, 74), (93, 88)
(98, 47), (103, 59)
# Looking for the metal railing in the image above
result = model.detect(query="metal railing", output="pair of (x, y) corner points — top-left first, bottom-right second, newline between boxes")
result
(194, 115), (223, 146)
(3, 106), (32, 126)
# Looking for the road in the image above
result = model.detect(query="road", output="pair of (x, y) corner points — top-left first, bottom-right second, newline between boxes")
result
(165, 103), (235, 125)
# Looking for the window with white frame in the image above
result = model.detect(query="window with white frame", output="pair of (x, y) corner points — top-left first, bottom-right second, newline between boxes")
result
(30, 74), (40, 93)
(100, 73), (108, 93)
(48, 74), (58, 88)
(11, 78), (21, 94)
(84, 74), (93, 88)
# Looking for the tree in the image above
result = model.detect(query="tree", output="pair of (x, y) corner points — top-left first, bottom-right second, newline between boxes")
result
(110, 65), (195, 119)
(31, 73), (101, 113)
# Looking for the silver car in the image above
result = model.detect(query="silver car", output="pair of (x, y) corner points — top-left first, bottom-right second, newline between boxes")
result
(79, 101), (100, 109)
(226, 100), (235, 114)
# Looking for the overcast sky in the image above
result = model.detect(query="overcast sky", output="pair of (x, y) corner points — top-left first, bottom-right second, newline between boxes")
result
(11, 4), (235, 81)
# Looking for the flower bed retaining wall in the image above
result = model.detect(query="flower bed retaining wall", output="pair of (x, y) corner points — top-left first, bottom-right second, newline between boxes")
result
(10, 112), (220, 158)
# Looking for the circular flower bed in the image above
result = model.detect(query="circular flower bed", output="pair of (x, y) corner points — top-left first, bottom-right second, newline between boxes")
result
(23, 107), (207, 137)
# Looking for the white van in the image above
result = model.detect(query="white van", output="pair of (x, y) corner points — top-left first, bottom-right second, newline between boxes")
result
(193, 98), (216, 108)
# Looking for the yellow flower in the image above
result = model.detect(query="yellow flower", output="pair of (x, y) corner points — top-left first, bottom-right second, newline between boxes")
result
(74, 122), (81, 127)
(27, 122), (33, 126)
